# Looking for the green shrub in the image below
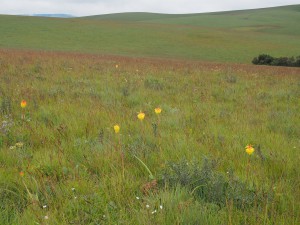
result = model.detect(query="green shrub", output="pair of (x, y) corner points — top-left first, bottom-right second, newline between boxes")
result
(160, 158), (272, 210)
(252, 54), (300, 67)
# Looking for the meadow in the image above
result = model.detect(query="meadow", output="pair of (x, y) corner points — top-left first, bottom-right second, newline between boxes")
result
(0, 49), (299, 224)
(0, 4), (300, 224)
(0, 5), (300, 63)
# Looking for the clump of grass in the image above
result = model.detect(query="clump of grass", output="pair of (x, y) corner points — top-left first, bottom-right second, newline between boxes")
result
(0, 180), (28, 223)
(144, 77), (164, 90)
(160, 158), (273, 210)
(0, 97), (12, 115)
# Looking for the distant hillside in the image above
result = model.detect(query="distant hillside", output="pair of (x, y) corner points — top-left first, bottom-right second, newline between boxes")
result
(0, 5), (299, 63)
(82, 5), (300, 36)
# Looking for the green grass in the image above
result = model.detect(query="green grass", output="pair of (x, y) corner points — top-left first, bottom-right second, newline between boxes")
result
(0, 4), (300, 224)
(0, 50), (299, 224)
(85, 5), (300, 36)
(0, 5), (299, 63)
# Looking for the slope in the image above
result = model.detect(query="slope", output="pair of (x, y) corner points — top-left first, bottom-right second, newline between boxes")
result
(0, 5), (299, 63)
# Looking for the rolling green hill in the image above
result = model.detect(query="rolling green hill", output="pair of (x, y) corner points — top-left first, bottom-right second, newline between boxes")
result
(0, 5), (299, 63)
(83, 5), (300, 36)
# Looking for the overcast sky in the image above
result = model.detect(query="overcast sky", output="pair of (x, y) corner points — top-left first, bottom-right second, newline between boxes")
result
(0, 0), (299, 16)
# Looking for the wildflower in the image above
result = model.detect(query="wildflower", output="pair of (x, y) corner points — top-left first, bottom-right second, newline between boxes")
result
(115, 64), (119, 69)
(151, 210), (157, 214)
(159, 205), (163, 210)
(44, 216), (49, 220)
(137, 111), (145, 121)
(9, 146), (16, 150)
(19, 171), (24, 177)
(43, 205), (47, 209)
(136, 196), (140, 200)
(245, 144), (255, 155)
(15, 142), (24, 148)
(155, 107), (162, 115)
(21, 100), (27, 108)
(146, 204), (150, 208)
(114, 124), (120, 134)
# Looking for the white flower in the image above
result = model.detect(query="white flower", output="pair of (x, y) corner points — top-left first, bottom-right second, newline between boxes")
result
(159, 205), (163, 210)
(146, 204), (150, 208)
(9, 146), (16, 150)
(44, 216), (49, 220)
(136, 196), (140, 200)
(74, 196), (77, 199)
(151, 210), (157, 214)
(43, 205), (47, 209)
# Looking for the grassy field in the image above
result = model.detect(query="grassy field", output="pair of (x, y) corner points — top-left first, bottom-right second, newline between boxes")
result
(0, 5), (300, 63)
(85, 5), (300, 36)
(0, 49), (299, 224)
(0, 4), (300, 224)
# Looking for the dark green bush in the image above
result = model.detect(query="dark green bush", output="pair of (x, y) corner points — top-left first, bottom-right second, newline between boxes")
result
(252, 54), (300, 67)
(252, 54), (274, 65)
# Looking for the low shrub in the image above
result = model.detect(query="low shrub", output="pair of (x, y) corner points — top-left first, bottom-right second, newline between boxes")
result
(252, 54), (300, 67)
(160, 158), (273, 210)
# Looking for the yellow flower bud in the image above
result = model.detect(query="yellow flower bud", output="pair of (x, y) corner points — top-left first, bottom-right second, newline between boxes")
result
(245, 145), (255, 155)
(137, 112), (145, 121)
(155, 107), (162, 114)
(114, 124), (120, 134)
(21, 100), (27, 108)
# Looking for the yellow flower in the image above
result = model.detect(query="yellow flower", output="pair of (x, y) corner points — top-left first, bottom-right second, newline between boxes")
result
(15, 142), (24, 148)
(114, 124), (120, 134)
(155, 107), (162, 115)
(245, 144), (255, 155)
(21, 100), (27, 108)
(137, 111), (145, 121)
(19, 171), (24, 177)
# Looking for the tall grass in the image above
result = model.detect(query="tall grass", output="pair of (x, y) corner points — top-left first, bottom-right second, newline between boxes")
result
(0, 50), (299, 224)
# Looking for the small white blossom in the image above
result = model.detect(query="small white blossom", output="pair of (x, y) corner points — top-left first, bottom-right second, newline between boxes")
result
(136, 196), (140, 200)
(159, 205), (163, 210)
(151, 210), (157, 214)
(44, 216), (49, 220)
(146, 204), (150, 208)
(43, 205), (47, 209)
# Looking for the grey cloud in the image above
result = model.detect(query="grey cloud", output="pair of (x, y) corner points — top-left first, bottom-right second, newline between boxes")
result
(0, 0), (299, 16)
